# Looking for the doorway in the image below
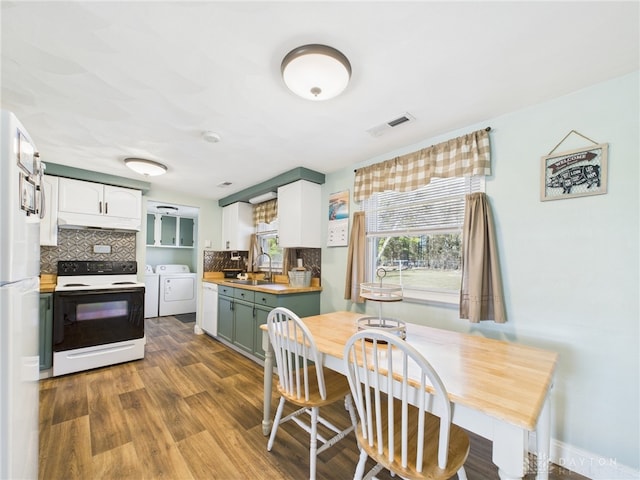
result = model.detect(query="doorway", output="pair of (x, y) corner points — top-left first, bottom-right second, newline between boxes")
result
(145, 200), (199, 272)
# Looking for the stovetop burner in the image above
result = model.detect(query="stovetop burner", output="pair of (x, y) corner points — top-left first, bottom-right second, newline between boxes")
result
(56, 261), (144, 291)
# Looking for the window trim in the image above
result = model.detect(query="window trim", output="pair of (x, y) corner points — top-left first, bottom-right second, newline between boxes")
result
(255, 229), (283, 272)
(362, 176), (484, 305)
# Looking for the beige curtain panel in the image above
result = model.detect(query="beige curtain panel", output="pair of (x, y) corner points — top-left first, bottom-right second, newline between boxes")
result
(353, 128), (491, 201)
(282, 248), (298, 274)
(253, 199), (278, 225)
(460, 193), (506, 323)
(247, 234), (260, 273)
(344, 211), (366, 303)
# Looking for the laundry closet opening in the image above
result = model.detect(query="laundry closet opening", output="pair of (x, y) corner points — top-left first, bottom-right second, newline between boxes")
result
(144, 200), (199, 318)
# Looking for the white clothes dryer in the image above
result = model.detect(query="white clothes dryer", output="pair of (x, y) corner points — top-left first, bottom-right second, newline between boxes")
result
(144, 265), (159, 318)
(157, 264), (197, 316)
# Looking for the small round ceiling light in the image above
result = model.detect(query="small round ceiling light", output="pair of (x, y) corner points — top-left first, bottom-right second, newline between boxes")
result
(202, 131), (221, 143)
(124, 158), (167, 176)
(156, 205), (178, 214)
(281, 44), (351, 101)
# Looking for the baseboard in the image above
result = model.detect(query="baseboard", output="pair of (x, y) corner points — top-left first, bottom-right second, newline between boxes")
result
(528, 433), (639, 479)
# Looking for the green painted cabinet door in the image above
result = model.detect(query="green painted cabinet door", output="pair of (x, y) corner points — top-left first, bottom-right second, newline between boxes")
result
(218, 295), (234, 342)
(39, 293), (53, 370)
(233, 300), (255, 355)
(179, 217), (194, 247)
(146, 213), (156, 245)
(254, 305), (271, 360)
(160, 215), (177, 246)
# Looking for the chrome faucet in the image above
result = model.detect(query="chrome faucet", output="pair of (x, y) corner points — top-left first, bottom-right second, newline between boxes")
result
(255, 252), (272, 281)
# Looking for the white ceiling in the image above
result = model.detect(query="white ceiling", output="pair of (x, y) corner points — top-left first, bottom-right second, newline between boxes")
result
(2, 1), (638, 201)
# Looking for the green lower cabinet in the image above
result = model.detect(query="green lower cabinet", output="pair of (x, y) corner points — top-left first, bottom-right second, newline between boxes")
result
(218, 294), (234, 342)
(39, 293), (53, 370)
(233, 300), (255, 355)
(216, 286), (320, 362)
(254, 305), (270, 360)
(254, 291), (320, 317)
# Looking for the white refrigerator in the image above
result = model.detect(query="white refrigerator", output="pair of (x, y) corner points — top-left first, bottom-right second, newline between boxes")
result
(0, 110), (42, 480)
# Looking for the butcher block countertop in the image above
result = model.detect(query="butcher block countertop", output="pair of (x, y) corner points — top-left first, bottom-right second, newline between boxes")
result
(40, 274), (57, 293)
(203, 272), (321, 295)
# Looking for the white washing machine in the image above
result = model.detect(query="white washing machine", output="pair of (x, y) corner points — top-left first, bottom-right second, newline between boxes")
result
(157, 264), (197, 316)
(144, 265), (159, 318)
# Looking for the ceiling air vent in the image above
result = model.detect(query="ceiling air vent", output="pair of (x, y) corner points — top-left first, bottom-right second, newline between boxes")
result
(367, 112), (416, 137)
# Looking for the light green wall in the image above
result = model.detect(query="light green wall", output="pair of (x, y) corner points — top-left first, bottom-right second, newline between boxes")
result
(319, 71), (639, 474)
(145, 247), (195, 272)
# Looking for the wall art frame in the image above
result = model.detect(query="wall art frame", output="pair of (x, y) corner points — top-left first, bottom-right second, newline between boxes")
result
(327, 190), (349, 247)
(540, 143), (608, 201)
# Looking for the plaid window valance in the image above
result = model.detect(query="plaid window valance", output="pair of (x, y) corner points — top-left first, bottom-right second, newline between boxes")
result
(353, 128), (491, 202)
(253, 199), (278, 225)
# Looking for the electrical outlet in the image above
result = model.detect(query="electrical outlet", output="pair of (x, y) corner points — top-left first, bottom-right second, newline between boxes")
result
(93, 245), (111, 254)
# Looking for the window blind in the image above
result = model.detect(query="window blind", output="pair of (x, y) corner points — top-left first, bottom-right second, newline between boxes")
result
(363, 176), (483, 235)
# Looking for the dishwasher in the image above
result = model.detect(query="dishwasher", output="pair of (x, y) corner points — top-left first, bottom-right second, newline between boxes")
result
(202, 282), (218, 336)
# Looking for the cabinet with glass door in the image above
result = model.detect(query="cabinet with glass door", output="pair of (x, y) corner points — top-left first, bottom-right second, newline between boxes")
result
(147, 213), (195, 248)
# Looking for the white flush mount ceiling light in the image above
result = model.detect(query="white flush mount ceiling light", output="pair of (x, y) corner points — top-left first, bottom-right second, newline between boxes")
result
(281, 44), (351, 101)
(124, 158), (167, 176)
(156, 205), (178, 214)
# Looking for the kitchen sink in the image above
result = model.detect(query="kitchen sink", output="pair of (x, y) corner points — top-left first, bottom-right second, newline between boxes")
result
(229, 279), (275, 286)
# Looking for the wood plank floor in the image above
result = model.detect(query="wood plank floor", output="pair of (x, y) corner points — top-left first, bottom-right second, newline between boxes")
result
(39, 316), (587, 480)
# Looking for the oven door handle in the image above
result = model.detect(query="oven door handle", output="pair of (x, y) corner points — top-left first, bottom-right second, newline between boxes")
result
(55, 287), (144, 296)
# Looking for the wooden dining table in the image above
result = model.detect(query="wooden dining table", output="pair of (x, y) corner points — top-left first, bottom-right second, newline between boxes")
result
(260, 311), (559, 480)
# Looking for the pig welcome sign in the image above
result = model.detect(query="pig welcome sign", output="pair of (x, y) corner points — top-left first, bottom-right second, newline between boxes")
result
(541, 143), (608, 201)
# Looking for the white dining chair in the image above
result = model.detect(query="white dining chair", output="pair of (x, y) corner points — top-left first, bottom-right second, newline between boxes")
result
(343, 329), (469, 480)
(266, 307), (357, 480)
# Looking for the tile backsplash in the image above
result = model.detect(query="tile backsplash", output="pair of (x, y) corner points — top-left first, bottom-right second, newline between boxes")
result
(203, 250), (248, 272)
(203, 248), (321, 279)
(40, 229), (136, 274)
(294, 249), (321, 279)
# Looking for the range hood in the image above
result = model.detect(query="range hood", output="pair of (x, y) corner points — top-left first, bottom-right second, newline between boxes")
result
(57, 211), (141, 232)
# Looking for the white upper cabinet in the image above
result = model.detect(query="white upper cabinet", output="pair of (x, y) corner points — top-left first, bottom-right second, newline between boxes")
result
(58, 178), (102, 215)
(103, 185), (141, 219)
(222, 202), (253, 250)
(277, 180), (321, 248)
(57, 178), (142, 230)
(39, 175), (59, 246)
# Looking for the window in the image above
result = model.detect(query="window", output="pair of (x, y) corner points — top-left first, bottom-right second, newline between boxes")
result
(362, 176), (483, 304)
(256, 220), (283, 272)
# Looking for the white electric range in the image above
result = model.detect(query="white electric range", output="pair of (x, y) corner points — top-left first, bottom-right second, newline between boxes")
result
(52, 261), (146, 376)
